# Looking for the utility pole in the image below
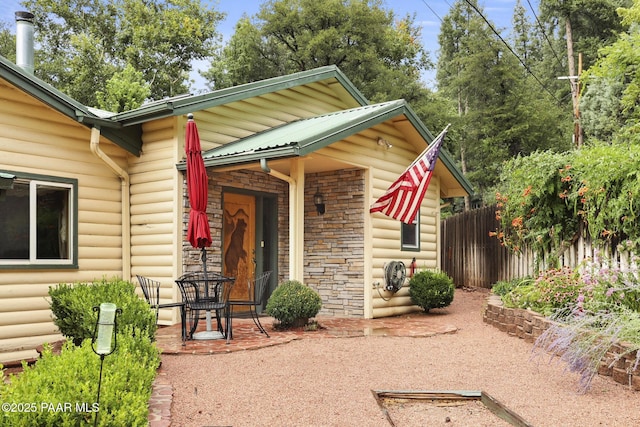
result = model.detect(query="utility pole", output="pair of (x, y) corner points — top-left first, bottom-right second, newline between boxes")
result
(558, 53), (583, 147)
(564, 14), (583, 147)
(574, 53), (583, 147)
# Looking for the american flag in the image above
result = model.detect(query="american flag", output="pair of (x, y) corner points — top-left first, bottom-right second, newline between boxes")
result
(369, 125), (449, 224)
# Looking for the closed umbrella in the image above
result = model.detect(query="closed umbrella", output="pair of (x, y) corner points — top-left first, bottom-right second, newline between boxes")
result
(186, 113), (212, 253)
(185, 113), (217, 339)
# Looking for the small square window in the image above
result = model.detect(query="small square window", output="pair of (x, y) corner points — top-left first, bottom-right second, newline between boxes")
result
(401, 215), (420, 251)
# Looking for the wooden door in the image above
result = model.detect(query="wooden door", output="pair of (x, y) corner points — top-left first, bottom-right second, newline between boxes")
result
(223, 193), (256, 302)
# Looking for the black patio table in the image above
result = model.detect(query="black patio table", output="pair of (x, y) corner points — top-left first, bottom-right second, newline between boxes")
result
(175, 272), (235, 343)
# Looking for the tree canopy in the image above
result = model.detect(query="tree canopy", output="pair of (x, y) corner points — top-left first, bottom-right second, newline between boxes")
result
(202, 0), (432, 104)
(21, 0), (224, 110)
(580, 0), (640, 143)
(437, 0), (571, 199)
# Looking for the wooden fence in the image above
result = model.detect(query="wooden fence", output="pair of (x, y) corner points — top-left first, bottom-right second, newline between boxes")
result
(440, 206), (517, 288)
(440, 205), (634, 288)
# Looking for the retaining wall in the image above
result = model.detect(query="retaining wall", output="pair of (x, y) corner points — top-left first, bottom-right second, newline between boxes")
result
(483, 295), (640, 391)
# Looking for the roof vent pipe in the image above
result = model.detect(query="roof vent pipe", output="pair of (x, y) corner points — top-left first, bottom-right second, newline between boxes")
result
(15, 11), (35, 75)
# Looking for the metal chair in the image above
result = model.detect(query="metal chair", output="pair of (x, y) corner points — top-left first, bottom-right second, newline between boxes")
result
(229, 271), (273, 338)
(135, 275), (186, 344)
(175, 272), (235, 343)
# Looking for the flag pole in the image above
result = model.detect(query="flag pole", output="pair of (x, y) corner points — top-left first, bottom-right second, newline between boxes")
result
(407, 123), (451, 170)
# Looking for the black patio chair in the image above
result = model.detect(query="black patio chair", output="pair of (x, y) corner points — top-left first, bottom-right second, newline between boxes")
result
(229, 271), (272, 338)
(136, 275), (186, 344)
(175, 272), (235, 344)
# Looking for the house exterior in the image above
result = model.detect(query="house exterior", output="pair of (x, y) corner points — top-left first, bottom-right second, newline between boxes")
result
(0, 54), (471, 363)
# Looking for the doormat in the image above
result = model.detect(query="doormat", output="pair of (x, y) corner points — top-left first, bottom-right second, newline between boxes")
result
(372, 390), (533, 426)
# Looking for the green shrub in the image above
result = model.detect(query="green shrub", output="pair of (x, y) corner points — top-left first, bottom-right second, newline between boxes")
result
(409, 270), (455, 313)
(491, 277), (533, 296)
(502, 284), (543, 312)
(49, 278), (156, 345)
(265, 280), (322, 328)
(0, 326), (160, 426)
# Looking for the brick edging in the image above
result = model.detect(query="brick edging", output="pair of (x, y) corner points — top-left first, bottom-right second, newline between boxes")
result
(482, 295), (640, 391)
(148, 373), (172, 426)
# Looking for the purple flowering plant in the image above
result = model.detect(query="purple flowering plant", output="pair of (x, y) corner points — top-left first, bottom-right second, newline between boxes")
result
(529, 248), (640, 393)
(578, 248), (640, 313)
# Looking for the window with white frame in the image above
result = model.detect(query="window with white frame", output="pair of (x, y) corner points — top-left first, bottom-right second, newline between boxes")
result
(401, 214), (420, 251)
(0, 172), (77, 267)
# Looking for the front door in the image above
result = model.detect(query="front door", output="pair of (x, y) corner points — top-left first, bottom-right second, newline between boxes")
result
(223, 192), (256, 302)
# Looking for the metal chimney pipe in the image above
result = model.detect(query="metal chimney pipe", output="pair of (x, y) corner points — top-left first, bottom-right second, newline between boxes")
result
(15, 11), (35, 75)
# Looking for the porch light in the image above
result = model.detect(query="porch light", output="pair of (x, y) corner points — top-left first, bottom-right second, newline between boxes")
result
(377, 137), (392, 149)
(314, 189), (325, 215)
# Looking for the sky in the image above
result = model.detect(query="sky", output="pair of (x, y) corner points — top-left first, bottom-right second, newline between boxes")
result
(1, 0), (538, 90)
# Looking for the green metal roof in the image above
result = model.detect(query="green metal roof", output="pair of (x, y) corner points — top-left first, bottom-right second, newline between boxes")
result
(186, 99), (474, 195)
(111, 65), (368, 126)
(0, 55), (142, 155)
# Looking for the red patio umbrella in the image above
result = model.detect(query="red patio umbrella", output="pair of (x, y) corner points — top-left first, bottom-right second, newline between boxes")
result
(185, 113), (219, 338)
(185, 113), (212, 267)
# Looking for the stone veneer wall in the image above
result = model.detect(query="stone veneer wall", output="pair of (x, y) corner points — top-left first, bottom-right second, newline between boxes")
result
(304, 169), (365, 317)
(483, 294), (640, 391)
(180, 169), (289, 283)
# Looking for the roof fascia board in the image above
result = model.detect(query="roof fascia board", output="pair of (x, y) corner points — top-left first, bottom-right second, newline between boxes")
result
(1, 55), (86, 120)
(113, 65), (369, 126)
(0, 56), (142, 156)
(296, 101), (407, 156)
(178, 146), (300, 171)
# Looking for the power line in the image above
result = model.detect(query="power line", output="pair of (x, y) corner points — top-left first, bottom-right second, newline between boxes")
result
(420, 0), (443, 23)
(525, 0), (565, 71)
(461, 0), (561, 103)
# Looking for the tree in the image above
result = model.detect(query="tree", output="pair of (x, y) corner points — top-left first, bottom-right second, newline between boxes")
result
(202, 0), (431, 104)
(437, 0), (571, 203)
(511, 0), (542, 67)
(22, 0), (224, 108)
(580, 0), (640, 144)
(96, 64), (151, 113)
(538, 0), (630, 146)
(437, 1), (527, 201)
(0, 20), (14, 61)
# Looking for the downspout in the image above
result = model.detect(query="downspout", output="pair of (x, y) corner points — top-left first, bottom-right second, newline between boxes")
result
(260, 158), (300, 281)
(90, 127), (131, 280)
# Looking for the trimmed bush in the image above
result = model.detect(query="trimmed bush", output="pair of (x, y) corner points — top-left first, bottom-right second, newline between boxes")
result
(265, 280), (322, 328)
(409, 270), (455, 312)
(0, 326), (160, 426)
(49, 278), (157, 345)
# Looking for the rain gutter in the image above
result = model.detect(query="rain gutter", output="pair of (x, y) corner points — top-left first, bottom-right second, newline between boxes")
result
(89, 127), (131, 280)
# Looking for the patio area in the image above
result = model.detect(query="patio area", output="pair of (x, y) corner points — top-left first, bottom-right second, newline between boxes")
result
(149, 313), (459, 426)
(154, 313), (459, 355)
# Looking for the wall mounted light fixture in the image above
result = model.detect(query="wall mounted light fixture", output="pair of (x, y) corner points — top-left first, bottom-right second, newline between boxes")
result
(314, 189), (325, 215)
(377, 137), (392, 149)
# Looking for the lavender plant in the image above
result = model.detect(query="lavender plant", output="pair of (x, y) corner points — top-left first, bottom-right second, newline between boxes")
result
(532, 305), (640, 393)
(531, 249), (640, 393)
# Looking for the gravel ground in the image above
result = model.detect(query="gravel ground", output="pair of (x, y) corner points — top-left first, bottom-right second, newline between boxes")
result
(160, 288), (639, 426)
